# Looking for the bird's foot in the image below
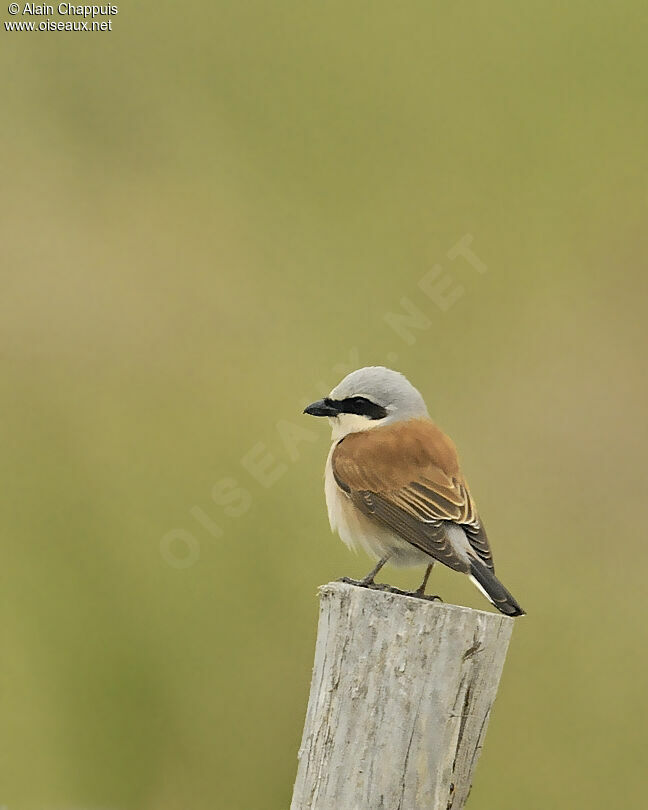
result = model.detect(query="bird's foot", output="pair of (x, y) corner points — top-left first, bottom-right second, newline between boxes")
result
(338, 576), (390, 591)
(338, 578), (443, 602)
(338, 577), (443, 602)
(384, 585), (443, 601)
(411, 586), (443, 601)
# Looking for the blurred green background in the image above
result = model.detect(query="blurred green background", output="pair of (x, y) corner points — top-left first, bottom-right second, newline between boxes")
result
(2, 2), (647, 808)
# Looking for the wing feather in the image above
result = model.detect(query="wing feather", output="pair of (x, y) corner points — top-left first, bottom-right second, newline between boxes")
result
(332, 419), (495, 571)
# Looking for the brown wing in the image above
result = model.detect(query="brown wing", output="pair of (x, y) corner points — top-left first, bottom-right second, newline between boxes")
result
(332, 419), (494, 571)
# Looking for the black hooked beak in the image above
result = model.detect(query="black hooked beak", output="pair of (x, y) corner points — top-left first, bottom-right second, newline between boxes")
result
(303, 398), (340, 417)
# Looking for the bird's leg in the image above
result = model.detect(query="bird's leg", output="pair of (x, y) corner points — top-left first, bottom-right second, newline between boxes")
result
(339, 556), (390, 589)
(412, 563), (442, 601)
(359, 556), (390, 587)
(414, 563), (434, 596)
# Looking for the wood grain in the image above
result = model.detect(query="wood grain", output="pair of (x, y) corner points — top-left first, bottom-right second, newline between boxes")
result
(291, 582), (514, 810)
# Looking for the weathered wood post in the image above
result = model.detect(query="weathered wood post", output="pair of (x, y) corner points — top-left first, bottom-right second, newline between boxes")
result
(291, 582), (515, 810)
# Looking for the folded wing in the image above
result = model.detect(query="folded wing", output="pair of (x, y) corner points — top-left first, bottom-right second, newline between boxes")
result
(332, 419), (494, 572)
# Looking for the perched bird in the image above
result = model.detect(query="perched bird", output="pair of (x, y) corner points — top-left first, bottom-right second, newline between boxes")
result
(304, 366), (524, 616)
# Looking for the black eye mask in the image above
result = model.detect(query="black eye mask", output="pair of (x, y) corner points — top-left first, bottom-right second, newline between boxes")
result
(324, 396), (388, 420)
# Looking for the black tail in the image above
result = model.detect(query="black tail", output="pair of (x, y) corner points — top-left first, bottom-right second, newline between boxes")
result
(469, 560), (525, 617)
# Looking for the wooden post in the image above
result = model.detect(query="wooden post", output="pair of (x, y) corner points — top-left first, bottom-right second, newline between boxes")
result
(291, 581), (515, 810)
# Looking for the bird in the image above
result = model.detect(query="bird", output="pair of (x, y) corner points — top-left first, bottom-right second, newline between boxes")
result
(303, 366), (524, 616)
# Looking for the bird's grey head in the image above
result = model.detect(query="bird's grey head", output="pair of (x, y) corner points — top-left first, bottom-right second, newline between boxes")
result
(304, 366), (429, 440)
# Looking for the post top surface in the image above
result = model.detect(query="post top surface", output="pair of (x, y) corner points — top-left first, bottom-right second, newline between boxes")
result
(319, 580), (517, 625)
